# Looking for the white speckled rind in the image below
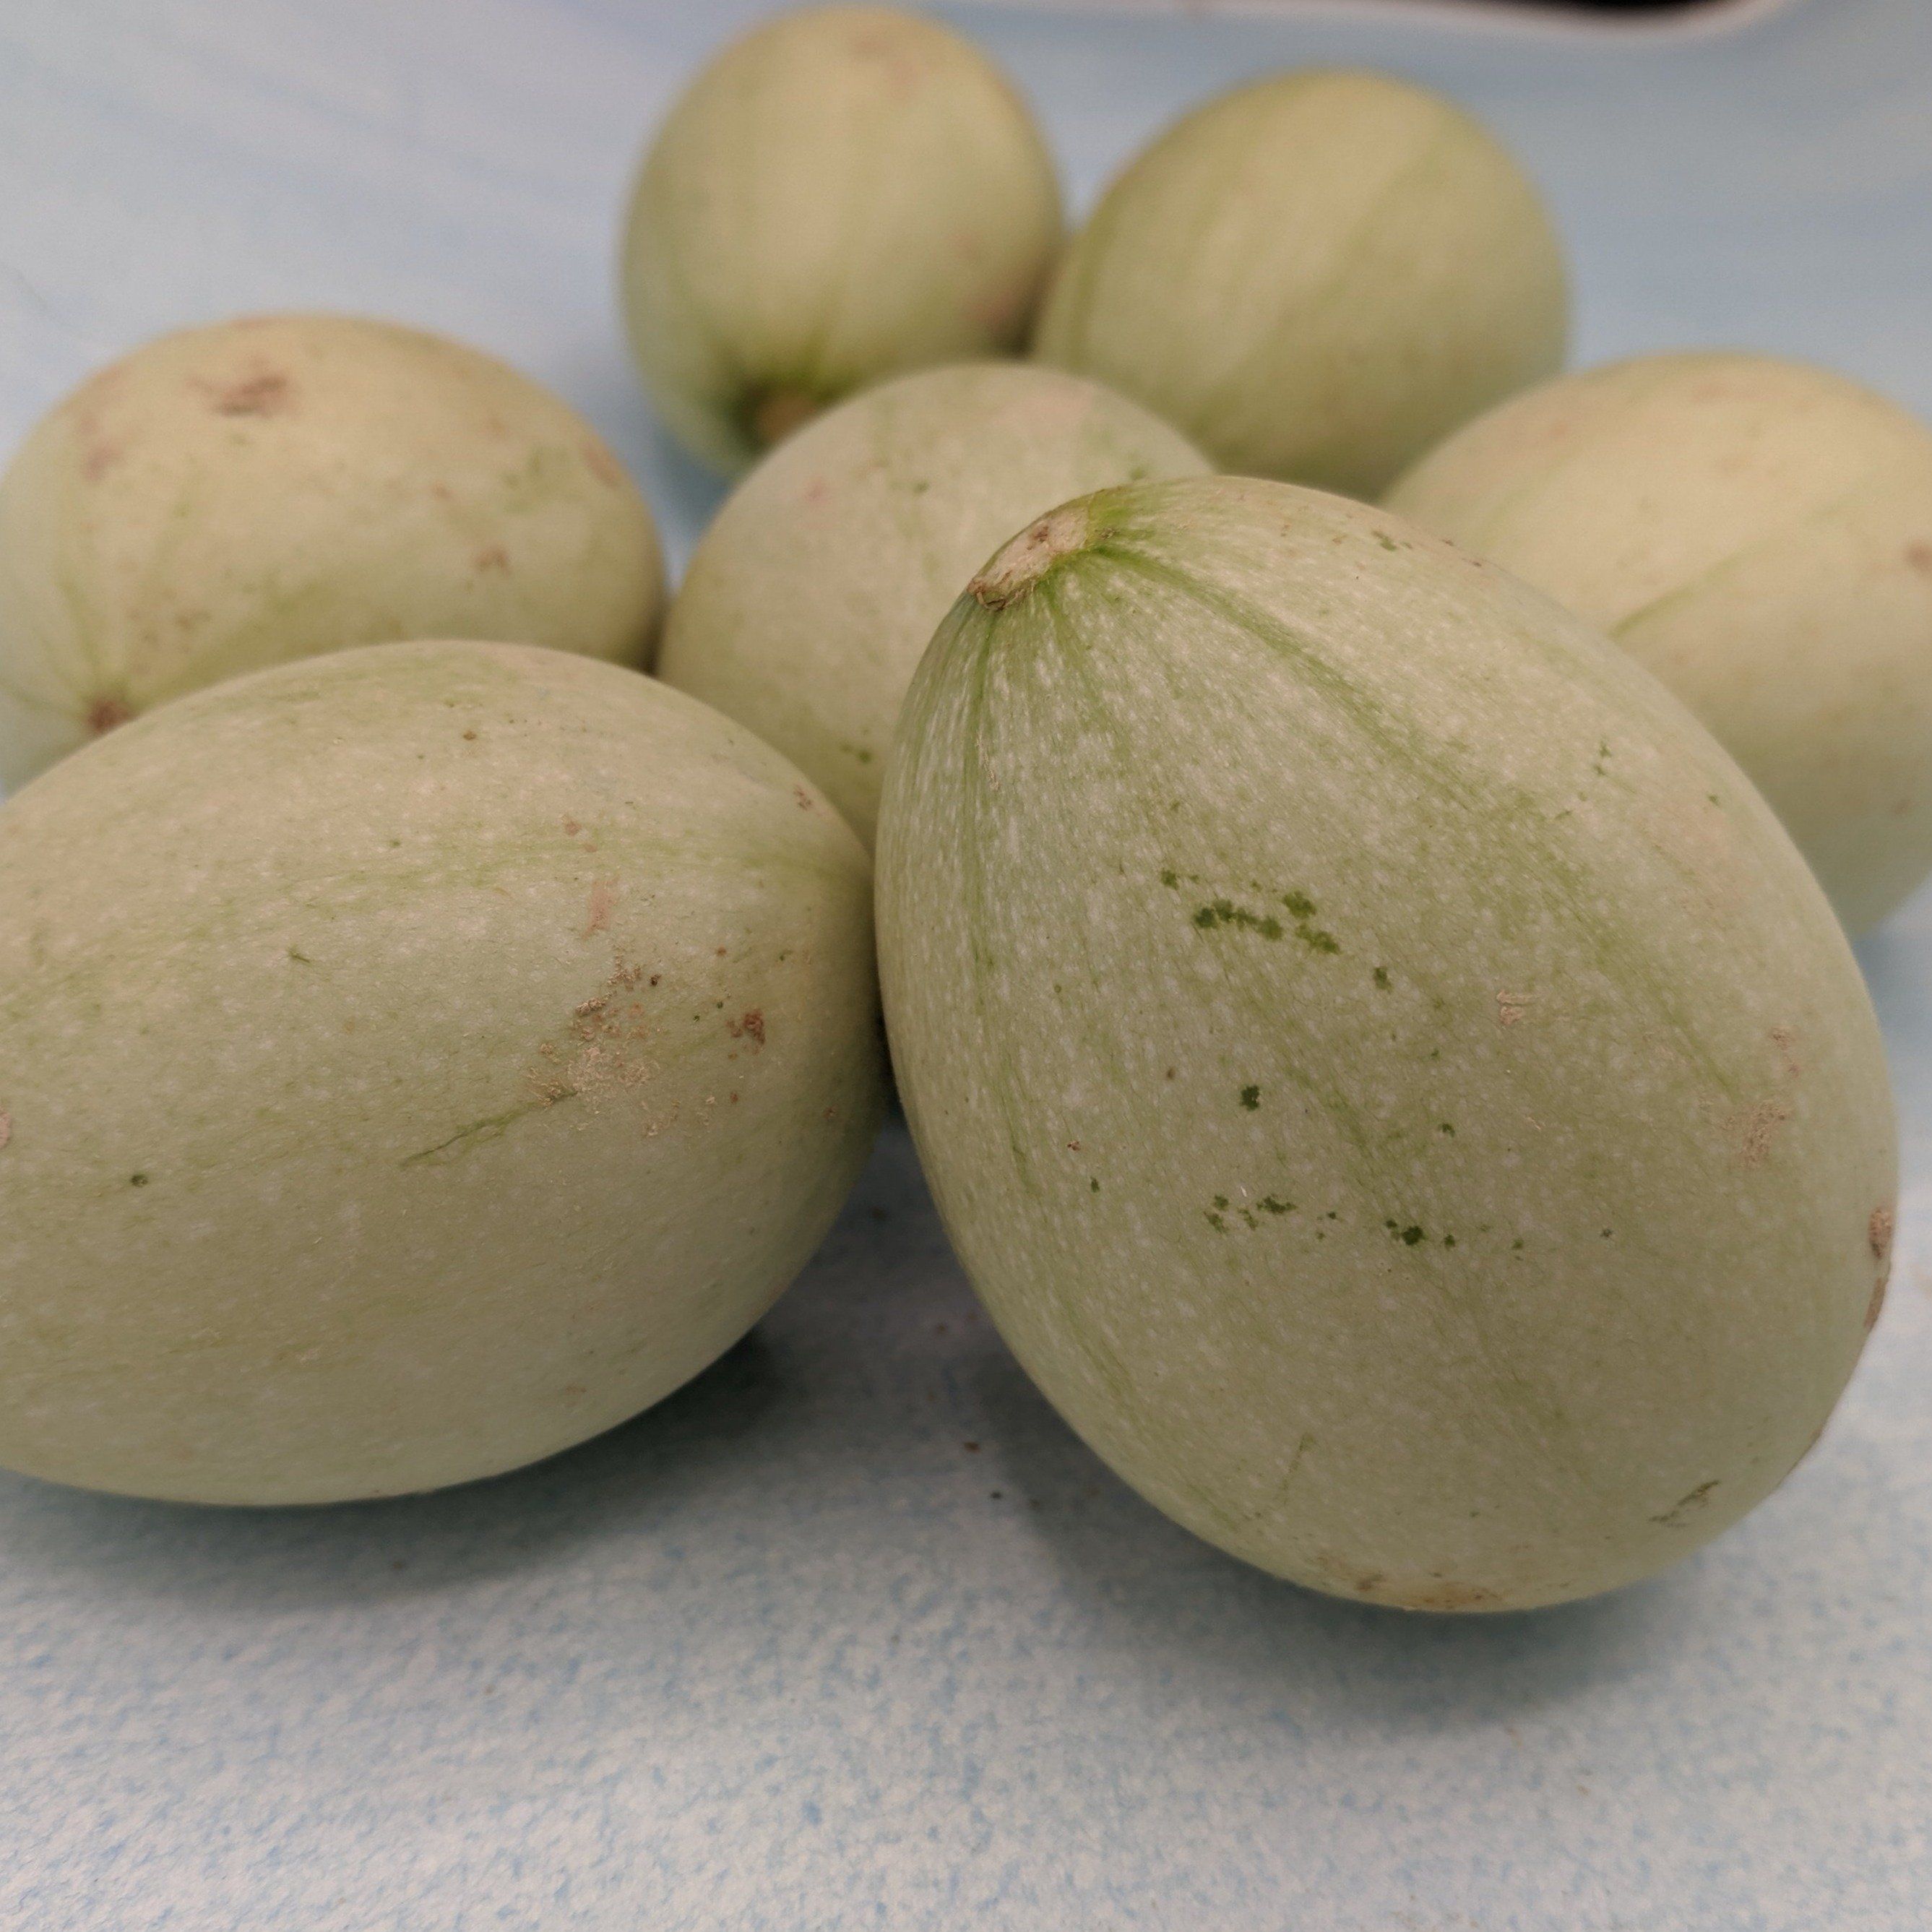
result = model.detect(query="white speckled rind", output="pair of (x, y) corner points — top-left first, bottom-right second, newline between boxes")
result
(877, 474), (1895, 1610)
(0, 639), (884, 1504)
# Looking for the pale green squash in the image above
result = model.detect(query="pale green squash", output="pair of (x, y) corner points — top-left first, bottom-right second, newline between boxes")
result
(0, 641), (883, 1504)
(1389, 352), (1932, 933)
(657, 363), (1205, 847)
(1034, 69), (1566, 498)
(621, 5), (1061, 473)
(0, 314), (665, 788)
(877, 475), (1894, 1610)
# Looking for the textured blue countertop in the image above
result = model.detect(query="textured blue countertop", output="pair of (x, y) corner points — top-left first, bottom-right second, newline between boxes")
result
(1, 2), (1928, 1926)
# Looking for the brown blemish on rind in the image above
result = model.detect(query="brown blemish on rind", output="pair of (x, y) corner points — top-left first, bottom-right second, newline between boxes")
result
(82, 441), (122, 481)
(419, 957), (659, 1160)
(747, 386), (820, 449)
(1869, 1205), (1894, 1264)
(0, 1109), (11, 1150)
(1496, 991), (1532, 1027)
(529, 959), (663, 1121)
(582, 876), (618, 937)
(970, 267), (1043, 342)
(1315, 1551), (1501, 1610)
(970, 504), (1093, 610)
(473, 543), (510, 574)
(582, 439), (624, 488)
(1651, 1478), (1719, 1527)
(202, 369), (294, 417)
(728, 1009), (766, 1048)
(1735, 1097), (1795, 1168)
(85, 694), (135, 736)
(1866, 1206), (1895, 1329)
(1384, 1580), (1502, 1612)
(1905, 541), (1932, 575)
(848, 18), (932, 89)
(1769, 1026), (1802, 1078)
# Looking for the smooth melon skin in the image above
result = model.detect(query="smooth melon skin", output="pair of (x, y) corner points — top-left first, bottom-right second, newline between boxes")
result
(657, 363), (1206, 848)
(876, 475), (1895, 1611)
(0, 314), (666, 788)
(1032, 69), (1567, 499)
(620, 5), (1062, 474)
(1386, 352), (1932, 934)
(0, 642), (884, 1504)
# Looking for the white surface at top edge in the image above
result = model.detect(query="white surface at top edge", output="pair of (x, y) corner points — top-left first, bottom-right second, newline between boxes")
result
(969, 0), (1802, 48)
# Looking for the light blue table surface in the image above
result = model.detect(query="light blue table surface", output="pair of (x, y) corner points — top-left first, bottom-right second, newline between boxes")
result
(1, 2), (1929, 1926)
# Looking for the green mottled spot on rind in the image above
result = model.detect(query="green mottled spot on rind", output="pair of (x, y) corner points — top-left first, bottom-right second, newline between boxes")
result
(1203, 1192), (1298, 1230)
(1189, 889), (1338, 954)
(1194, 897), (1282, 940)
(1373, 966), (1390, 990)
(1239, 1084), (1261, 1111)
(1160, 868), (1179, 888)
(1398, 1225), (1426, 1246)
(1275, 892), (1340, 952)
